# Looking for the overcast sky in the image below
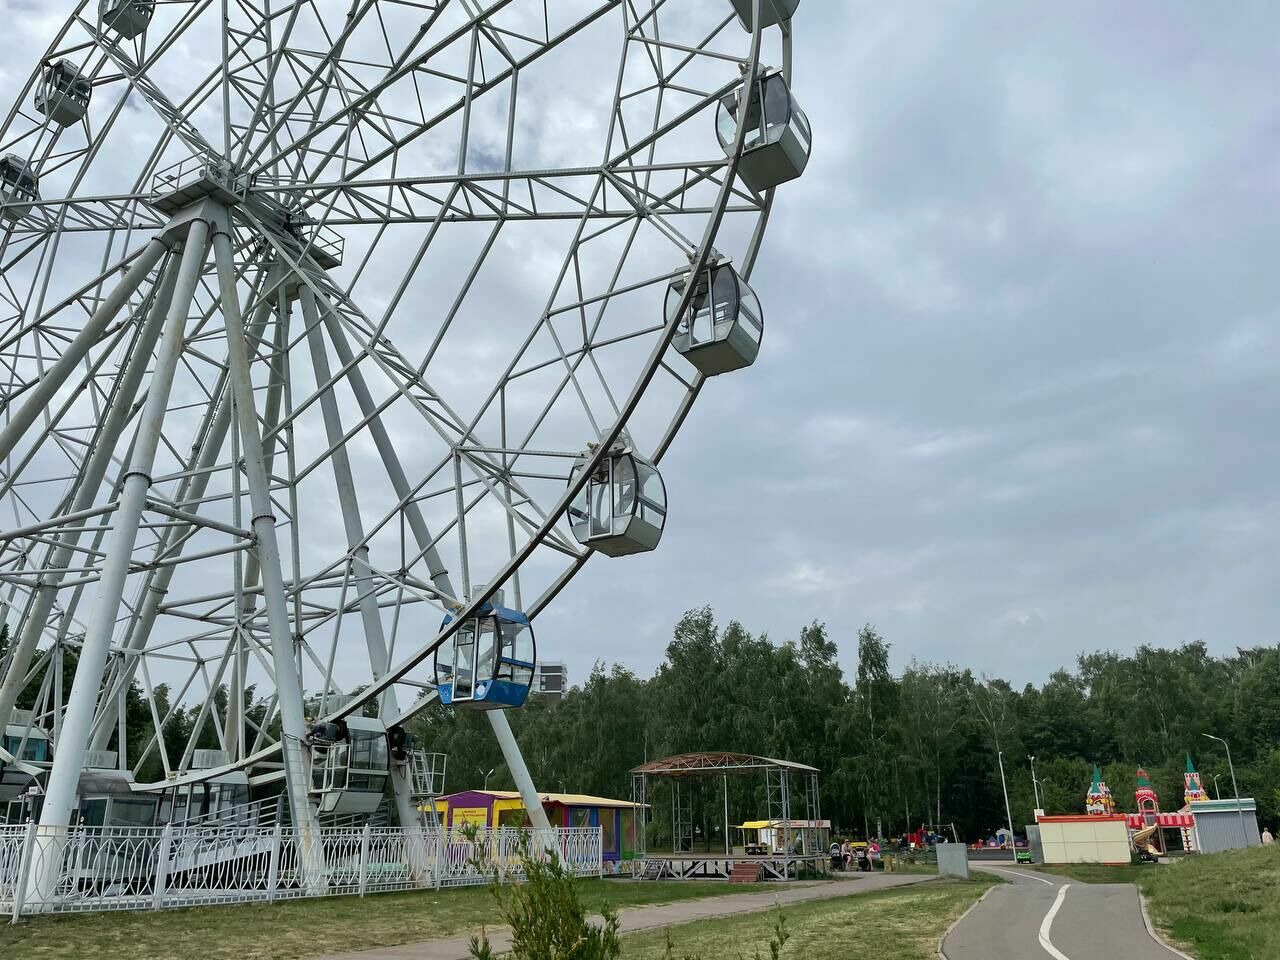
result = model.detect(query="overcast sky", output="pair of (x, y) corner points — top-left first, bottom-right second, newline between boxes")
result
(546, 0), (1280, 686)
(3, 1), (1278, 693)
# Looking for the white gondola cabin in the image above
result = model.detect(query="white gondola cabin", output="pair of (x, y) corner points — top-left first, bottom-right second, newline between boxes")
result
(568, 439), (666, 557)
(99, 0), (155, 39)
(0, 155), (38, 222)
(667, 260), (763, 376)
(716, 69), (811, 193)
(729, 0), (800, 30)
(436, 601), (535, 710)
(309, 717), (390, 815)
(34, 60), (92, 127)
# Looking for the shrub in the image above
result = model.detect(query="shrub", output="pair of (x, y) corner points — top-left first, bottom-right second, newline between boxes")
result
(469, 842), (621, 960)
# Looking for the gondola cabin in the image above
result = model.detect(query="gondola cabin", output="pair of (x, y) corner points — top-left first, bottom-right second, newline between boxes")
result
(730, 0), (800, 30)
(99, 0), (155, 39)
(4, 755), (159, 829)
(667, 260), (763, 376)
(716, 69), (811, 193)
(435, 600), (535, 710)
(1, 713), (51, 808)
(568, 441), (666, 557)
(309, 716), (390, 815)
(158, 770), (252, 826)
(0, 154), (38, 222)
(34, 60), (92, 127)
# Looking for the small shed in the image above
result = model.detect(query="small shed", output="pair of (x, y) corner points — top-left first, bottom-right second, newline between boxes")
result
(737, 819), (831, 855)
(1037, 814), (1130, 865)
(1189, 798), (1261, 854)
(428, 789), (640, 864)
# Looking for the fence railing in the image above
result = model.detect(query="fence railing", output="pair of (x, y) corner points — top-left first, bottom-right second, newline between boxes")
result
(0, 823), (601, 918)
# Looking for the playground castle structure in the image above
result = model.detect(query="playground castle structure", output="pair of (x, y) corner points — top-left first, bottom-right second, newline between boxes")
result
(1083, 764), (1199, 854)
(1183, 754), (1209, 805)
(1128, 766), (1198, 854)
(1085, 766), (1117, 816)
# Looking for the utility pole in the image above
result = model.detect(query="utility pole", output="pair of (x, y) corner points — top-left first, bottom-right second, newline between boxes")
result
(998, 750), (1017, 864)
(1203, 734), (1247, 844)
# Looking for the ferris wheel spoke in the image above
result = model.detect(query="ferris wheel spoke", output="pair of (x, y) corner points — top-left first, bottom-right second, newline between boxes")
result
(7, 195), (165, 235)
(304, 281), (581, 563)
(85, 25), (220, 158)
(250, 1), (618, 183)
(235, 0), (449, 172)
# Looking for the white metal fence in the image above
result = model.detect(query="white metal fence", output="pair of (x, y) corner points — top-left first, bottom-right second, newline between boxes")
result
(0, 824), (601, 919)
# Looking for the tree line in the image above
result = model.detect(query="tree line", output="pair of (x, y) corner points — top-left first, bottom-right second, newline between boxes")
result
(414, 607), (1280, 841)
(6, 610), (1279, 841)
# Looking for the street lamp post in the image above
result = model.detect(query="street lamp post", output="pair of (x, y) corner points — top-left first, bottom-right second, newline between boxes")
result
(479, 767), (495, 790)
(998, 751), (1017, 864)
(1029, 755), (1041, 811)
(1202, 734), (1247, 844)
(1210, 773), (1222, 800)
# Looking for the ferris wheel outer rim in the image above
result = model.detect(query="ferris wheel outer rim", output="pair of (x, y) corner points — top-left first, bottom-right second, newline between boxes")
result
(1, 0), (793, 789)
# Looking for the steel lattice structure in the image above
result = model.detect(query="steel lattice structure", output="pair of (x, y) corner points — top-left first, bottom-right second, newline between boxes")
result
(0, 0), (808, 879)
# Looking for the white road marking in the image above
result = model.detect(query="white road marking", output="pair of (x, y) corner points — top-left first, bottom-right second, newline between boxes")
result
(987, 866), (1056, 885)
(1038, 883), (1073, 960)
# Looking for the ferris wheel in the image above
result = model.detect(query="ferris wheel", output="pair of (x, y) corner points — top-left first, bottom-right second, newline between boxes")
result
(0, 0), (810, 841)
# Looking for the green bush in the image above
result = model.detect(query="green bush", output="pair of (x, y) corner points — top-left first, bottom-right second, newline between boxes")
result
(469, 845), (621, 960)
(466, 830), (790, 960)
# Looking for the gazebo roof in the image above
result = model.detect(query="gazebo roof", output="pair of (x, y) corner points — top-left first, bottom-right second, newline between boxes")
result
(630, 751), (818, 777)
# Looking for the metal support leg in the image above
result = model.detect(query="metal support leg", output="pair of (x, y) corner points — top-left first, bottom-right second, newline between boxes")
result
(211, 225), (326, 892)
(487, 709), (552, 831)
(723, 773), (730, 856)
(87, 267), (280, 754)
(27, 223), (209, 907)
(672, 777), (692, 853)
(632, 773), (647, 862)
(0, 250), (179, 736)
(299, 287), (419, 837)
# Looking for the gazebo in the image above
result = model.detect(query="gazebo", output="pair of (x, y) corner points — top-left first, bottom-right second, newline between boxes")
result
(630, 752), (826, 881)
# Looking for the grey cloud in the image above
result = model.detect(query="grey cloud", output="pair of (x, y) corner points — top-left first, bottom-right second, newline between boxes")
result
(562, 0), (1280, 686)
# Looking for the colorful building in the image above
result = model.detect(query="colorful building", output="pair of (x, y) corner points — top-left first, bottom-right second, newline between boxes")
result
(1085, 765), (1116, 816)
(1183, 754), (1208, 805)
(1126, 767), (1194, 853)
(428, 789), (640, 865)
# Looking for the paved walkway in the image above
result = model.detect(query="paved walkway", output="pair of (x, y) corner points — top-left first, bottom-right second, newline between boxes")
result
(943, 866), (1184, 960)
(313, 872), (931, 960)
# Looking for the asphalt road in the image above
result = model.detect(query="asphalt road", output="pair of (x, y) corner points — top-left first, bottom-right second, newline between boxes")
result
(942, 866), (1186, 960)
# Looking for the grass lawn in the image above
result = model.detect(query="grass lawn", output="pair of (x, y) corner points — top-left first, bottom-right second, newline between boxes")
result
(0, 878), (773, 960)
(1039, 844), (1280, 960)
(621, 879), (994, 960)
(1033, 862), (1152, 885)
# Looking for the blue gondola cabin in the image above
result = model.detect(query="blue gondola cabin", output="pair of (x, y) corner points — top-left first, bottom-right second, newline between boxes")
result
(436, 600), (535, 709)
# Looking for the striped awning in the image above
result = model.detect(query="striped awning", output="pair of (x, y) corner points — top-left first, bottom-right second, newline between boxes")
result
(1127, 813), (1194, 828)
